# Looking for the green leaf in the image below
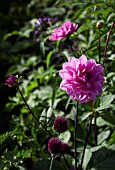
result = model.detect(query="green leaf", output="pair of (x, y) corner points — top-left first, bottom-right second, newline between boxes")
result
(89, 145), (115, 170)
(82, 148), (92, 170)
(96, 95), (115, 111)
(109, 131), (115, 145)
(46, 51), (54, 69)
(79, 112), (92, 122)
(97, 130), (110, 145)
(59, 131), (71, 143)
(33, 159), (66, 170)
(73, 3), (106, 19)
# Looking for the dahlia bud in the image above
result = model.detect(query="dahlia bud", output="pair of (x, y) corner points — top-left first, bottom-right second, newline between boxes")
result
(5, 75), (18, 87)
(96, 21), (103, 29)
(61, 142), (70, 154)
(48, 137), (62, 154)
(54, 116), (68, 133)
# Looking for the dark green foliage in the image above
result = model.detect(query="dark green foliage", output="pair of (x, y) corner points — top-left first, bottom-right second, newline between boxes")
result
(0, 0), (115, 169)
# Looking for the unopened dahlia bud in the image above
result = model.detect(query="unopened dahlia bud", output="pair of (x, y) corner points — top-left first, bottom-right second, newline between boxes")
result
(5, 75), (18, 87)
(61, 142), (70, 153)
(48, 137), (62, 154)
(54, 116), (68, 133)
(96, 21), (103, 29)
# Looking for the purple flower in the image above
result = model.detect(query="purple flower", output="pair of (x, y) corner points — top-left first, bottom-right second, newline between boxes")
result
(48, 137), (62, 154)
(59, 55), (104, 103)
(5, 75), (18, 87)
(49, 21), (78, 41)
(61, 142), (70, 153)
(54, 116), (68, 133)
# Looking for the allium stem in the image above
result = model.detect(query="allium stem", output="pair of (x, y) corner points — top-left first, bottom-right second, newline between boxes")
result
(80, 114), (93, 170)
(74, 101), (79, 170)
(98, 29), (101, 63)
(17, 87), (52, 137)
(102, 22), (115, 67)
(49, 155), (54, 170)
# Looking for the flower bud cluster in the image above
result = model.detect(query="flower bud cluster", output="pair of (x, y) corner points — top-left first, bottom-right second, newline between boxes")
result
(48, 116), (70, 155)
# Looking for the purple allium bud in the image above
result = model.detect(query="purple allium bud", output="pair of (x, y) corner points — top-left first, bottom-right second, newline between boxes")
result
(38, 18), (42, 25)
(47, 17), (52, 22)
(96, 21), (103, 29)
(24, 157), (33, 170)
(35, 22), (40, 27)
(5, 75), (18, 87)
(54, 17), (59, 21)
(54, 116), (68, 133)
(61, 142), (70, 153)
(34, 30), (39, 35)
(48, 137), (62, 154)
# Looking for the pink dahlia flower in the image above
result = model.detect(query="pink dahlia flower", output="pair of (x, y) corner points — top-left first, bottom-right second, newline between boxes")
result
(49, 21), (78, 41)
(59, 55), (104, 103)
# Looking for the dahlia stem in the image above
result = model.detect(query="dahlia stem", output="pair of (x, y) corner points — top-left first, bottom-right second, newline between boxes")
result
(91, 101), (97, 146)
(98, 28), (101, 63)
(74, 101), (79, 170)
(93, 113), (97, 146)
(102, 22), (115, 67)
(80, 114), (93, 170)
(17, 86), (52, 137)
(49, 155), (54, 170)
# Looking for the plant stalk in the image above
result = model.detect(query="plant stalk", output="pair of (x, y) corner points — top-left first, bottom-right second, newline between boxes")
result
(98, 28), (101, 63)
(80, 114), (93, 169)
(102, 22), (115, 67)
(74, 101), (79, 170)
(49, 155), (54, 170)
(17, 86), (52, 137)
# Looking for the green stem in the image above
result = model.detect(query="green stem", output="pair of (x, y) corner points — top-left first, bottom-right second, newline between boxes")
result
(17, 86), (52, 137)
(80, 114), (93, 170)
(98, 28), (101, 63)
(74, 101), (79, 170)
(102, 22), (115, 67)
(49, 155), (54, 170)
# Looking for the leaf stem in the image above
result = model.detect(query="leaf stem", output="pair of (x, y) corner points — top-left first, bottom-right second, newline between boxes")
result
(74, 101), (79, 170)
(80, 114), (93, 169)
(17, 86), (52, 137)
(102, 22), (115, 67)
